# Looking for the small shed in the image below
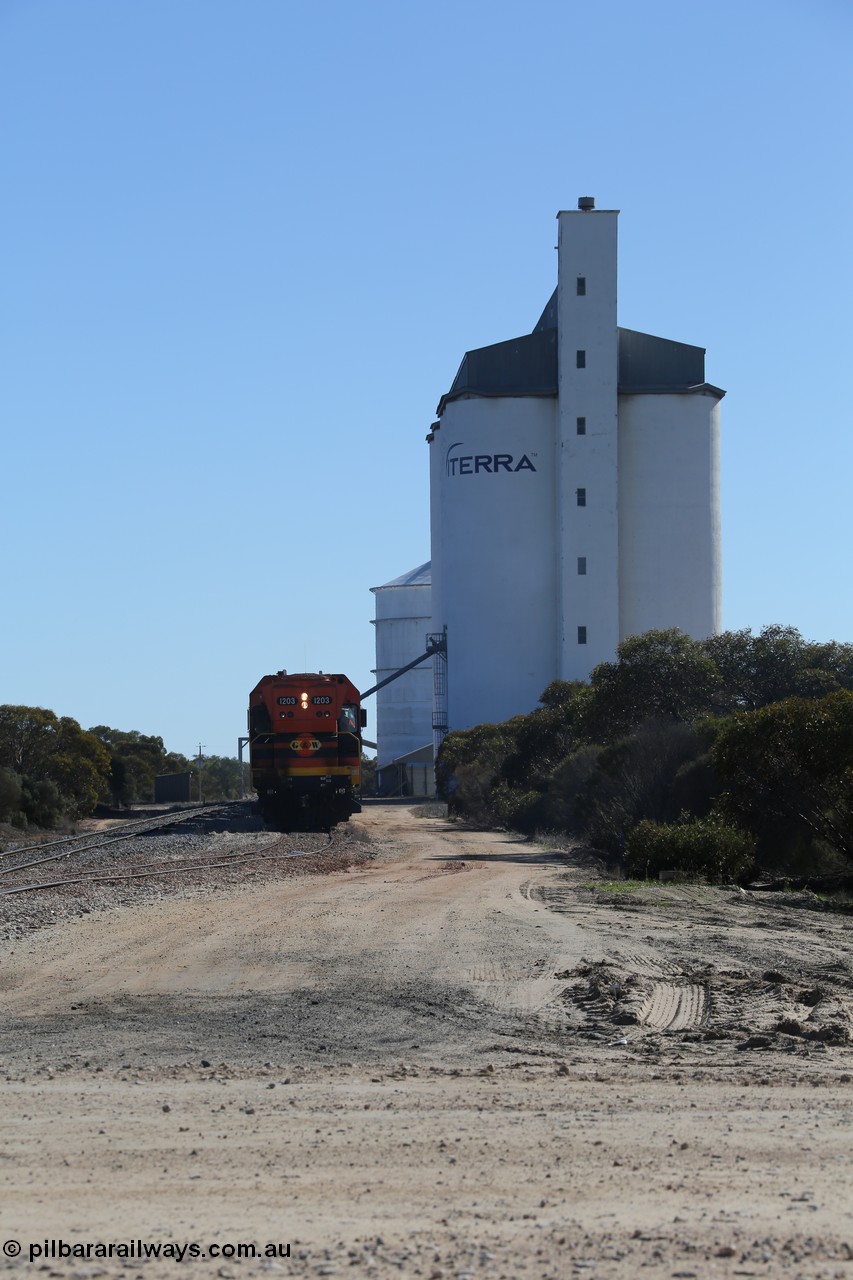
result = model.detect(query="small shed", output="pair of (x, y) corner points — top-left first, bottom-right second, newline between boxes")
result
(376, 742), (435, 798)
(154, 772), (192, 803)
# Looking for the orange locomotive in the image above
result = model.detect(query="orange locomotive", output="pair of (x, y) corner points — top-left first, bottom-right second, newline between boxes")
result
(248, 672), (365, 829)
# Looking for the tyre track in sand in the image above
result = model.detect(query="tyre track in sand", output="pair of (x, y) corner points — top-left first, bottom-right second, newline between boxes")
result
(636, 981), (708, 1031)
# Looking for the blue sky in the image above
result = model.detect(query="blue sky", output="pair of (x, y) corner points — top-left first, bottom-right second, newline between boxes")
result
(2, 0), (851, 759)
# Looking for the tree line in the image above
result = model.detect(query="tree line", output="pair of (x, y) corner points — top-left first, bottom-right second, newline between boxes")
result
(436, 626), (853, 882)
(0, 706), (245, 828)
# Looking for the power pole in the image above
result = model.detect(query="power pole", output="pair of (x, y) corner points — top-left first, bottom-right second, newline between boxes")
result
(238, 736), (250, 799)
(196, 743), (205, 804)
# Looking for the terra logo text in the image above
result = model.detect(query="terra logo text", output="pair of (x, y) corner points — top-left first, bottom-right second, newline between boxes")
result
(445, 443), (537, 476)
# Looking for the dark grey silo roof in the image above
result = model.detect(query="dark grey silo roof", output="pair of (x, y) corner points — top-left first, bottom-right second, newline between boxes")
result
(436, 290), (721, 415)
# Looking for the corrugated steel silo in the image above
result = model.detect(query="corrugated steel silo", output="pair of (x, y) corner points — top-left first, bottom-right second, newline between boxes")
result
(370, 563), (434, 773)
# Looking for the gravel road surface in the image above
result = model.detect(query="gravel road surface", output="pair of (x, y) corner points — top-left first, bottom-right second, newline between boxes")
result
(1, 803), (851, 1279)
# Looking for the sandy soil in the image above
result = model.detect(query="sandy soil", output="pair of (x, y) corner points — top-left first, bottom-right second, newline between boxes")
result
(1, 803), (852, 1279)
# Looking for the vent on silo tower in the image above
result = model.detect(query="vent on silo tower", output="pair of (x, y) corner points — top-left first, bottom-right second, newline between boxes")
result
(578, 196), (595, 210)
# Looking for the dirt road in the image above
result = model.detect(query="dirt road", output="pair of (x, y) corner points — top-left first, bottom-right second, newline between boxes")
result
(1, 804), (852, 1278)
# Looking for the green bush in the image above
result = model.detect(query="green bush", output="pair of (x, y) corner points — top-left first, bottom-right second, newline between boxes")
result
(0, 767), (23, 823)
(712, 690), (853, 870)
(580, 629), (721, 743)
(669, 751), (719, 819)
(438, 720), (522, 816)
(19, 776), (64, 828)
(449, 760), (502, 825)
(435, 629), (853, 859)
(625, 813), (755, 883)
(490, 782), (544, 832)
(541, 745), (602, 833)
(574, 721), (706, 856)
(0, 769), (64, 829)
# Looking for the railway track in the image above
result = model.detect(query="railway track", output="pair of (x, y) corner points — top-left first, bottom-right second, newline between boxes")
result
(0, 803), (340, 897)
(0, 802), (248, 875)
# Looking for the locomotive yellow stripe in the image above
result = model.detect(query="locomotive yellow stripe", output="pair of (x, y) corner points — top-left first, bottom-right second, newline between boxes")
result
(275, 766), (357, 777)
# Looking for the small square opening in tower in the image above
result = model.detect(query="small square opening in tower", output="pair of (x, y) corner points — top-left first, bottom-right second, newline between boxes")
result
(577, 557), (587, 575)
(576, 350), (586, 369)
(577, 417), (586, 435)
(578, 626), (587, 644)
(576, 488), (586, 507)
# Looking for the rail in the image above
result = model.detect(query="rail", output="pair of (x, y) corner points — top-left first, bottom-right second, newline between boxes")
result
(0, 807), (339, 896)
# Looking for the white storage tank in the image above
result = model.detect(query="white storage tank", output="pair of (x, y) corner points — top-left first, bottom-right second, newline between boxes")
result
(370, 562), (434, 772)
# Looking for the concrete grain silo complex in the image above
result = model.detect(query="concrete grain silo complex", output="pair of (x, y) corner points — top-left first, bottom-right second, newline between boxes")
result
(372, 198), (723, 771)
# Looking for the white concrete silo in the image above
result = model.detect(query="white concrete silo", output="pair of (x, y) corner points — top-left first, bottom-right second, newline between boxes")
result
(428, 398), (558, 729)
(618, 389), (722, 640)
